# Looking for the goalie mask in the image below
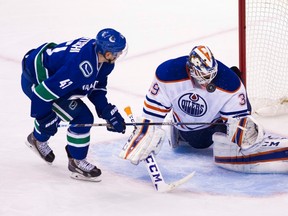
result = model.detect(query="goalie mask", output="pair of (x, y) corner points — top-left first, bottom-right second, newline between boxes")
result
(186, 45), (218, 85)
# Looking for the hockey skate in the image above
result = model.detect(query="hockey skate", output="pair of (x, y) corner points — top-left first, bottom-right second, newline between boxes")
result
(25, 133), (55, 164)
(68, 158), (102, 182)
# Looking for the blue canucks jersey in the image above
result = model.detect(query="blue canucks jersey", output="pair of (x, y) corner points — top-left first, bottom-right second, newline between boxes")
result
(22, 37), (114, 118)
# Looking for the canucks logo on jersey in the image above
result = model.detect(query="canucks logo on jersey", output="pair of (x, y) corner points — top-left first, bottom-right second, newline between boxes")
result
(178, 93), (207, 117)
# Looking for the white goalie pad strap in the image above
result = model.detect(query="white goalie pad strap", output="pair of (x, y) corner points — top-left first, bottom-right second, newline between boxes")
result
(119, 117), (166, 165)
(227, 115), (264, 149)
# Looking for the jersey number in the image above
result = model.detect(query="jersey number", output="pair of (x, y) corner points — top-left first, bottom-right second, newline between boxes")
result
(239, 93), (246, 105)
(150, 83), (160, 95)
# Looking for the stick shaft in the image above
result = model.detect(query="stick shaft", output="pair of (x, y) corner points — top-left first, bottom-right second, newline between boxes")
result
(58, 121), (225, 128)
(124, 106), (169, 192)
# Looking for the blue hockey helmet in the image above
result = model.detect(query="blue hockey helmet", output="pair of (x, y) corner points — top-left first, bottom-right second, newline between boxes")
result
(95, 28), (127, 56)
(186, 45), (218, 85)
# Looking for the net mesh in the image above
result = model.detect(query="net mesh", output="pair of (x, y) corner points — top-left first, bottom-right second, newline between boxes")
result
(245, 0), (288, 114)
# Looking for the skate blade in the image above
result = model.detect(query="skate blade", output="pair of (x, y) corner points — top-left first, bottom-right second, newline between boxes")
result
(70, 172), (102, 182)
(25, 141), (52, 165)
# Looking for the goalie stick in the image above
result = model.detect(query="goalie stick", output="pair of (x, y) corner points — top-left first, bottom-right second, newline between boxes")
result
(123, 106), (195, 192)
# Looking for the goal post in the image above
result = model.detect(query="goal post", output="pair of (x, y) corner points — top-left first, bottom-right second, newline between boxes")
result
(238, 0), (246, 86)
(238, 0), (288, 116)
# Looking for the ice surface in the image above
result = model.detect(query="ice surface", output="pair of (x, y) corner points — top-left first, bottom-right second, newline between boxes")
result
(0, 0), (287, 215)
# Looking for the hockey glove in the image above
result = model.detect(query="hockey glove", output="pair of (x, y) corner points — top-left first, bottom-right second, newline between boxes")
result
(102, 103), (126, 134)
(227, 115), (264, 152)
(119, 117), (166, 165)
(35, 111), (60, 136)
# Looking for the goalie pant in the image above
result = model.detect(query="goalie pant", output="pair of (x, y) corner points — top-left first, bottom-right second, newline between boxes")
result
(213, 132), (288, 173)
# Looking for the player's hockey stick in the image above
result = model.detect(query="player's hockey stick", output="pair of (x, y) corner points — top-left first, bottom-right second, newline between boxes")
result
(58, 121), (225, 128)
(124, 106), (195, 192)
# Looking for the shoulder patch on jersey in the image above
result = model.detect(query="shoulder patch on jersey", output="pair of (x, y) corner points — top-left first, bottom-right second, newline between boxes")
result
(79, 61), (93, 77)
(156, 56), (190, 82)
(213, 61), (241, 92)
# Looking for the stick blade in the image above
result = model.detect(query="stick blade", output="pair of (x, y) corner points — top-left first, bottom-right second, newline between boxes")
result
(157, 171), (196, 192)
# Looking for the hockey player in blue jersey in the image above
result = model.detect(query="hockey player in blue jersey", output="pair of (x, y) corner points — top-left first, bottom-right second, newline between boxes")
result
(21, 28), (127, 181)
(120, 45), (288, 174)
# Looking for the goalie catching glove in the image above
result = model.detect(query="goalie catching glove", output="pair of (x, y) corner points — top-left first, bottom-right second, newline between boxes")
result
(119, 117), (166, 165)
(226, 115), (265, 152)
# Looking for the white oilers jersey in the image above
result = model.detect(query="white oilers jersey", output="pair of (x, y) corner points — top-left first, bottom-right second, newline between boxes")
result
(142, 56), (250, 131)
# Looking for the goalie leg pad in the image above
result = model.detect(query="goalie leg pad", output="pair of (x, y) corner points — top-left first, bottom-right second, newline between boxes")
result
(165, 112), (189, 148)
(213, 132), (288, 173)
(119, 117), (165, 165)
(167, 126), (182, 148)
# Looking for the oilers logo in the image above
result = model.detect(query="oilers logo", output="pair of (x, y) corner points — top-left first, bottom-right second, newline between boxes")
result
(178, 93), (207, 117)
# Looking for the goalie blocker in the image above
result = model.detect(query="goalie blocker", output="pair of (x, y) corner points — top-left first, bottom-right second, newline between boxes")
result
(213, 116), (288, 173)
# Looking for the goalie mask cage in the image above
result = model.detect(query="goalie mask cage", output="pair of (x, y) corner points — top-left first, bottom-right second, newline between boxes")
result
(238, 0), (288, 116)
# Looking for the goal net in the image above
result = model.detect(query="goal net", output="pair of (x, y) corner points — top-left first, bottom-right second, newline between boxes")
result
(239, 0), (288, 116)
